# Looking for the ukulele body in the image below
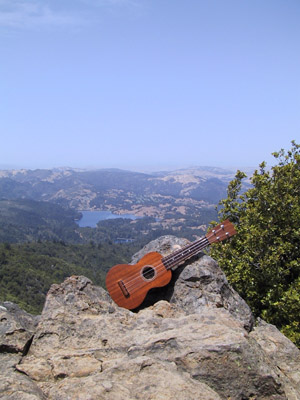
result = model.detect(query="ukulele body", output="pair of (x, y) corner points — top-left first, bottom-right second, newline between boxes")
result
(105, 251), (172, 310)
(106, 220), (237, 310)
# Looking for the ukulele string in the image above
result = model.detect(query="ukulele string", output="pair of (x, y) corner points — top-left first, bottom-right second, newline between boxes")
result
(118, 236), (212, 295)
(108, 223), (232, 297)
(126, 237), (209, 288)
(125, 238), (211, 294)
(107, 236), (210, 297)
(124, 223), (234, 294)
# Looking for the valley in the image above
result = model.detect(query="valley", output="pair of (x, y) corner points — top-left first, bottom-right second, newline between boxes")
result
(0, 165), (244, 313)
(0, 166), (245, 241)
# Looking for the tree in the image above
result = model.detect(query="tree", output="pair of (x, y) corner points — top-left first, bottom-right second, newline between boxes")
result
(210, 141), (300, 346)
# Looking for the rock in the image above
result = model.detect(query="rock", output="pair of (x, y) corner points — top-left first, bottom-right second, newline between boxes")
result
(132, 235), (255, 331)
(250, 319), (300, 400)
(0, 303), (44, 400)
(0, 353), (46, 400)
(1, 235), (300, 400)
(0, 301), (39, 354)
(44, 357), (222, 400)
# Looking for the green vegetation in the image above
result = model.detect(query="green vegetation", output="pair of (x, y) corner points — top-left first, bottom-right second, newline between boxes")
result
(0, 241), (137, 314)
(0, 208), (217, 314)
(0, 197), (217, 314)
(0, 197), (217, 245)
(80, 209), (217, 244)
(210, 141), (300, 346)
(0, 199), (81, 243)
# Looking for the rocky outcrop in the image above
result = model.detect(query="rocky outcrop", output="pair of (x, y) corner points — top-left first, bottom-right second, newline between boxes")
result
(131, 236), (255, 331)
(1, 236), (300, 399)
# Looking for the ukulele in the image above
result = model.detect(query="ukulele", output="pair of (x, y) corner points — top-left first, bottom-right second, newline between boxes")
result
(106, 219), (236, 310)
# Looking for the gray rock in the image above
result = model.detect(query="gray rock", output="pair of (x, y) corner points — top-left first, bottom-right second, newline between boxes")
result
(0, 353), (46, 400)
(0, 304), (44, 400)
(250, 319), (300, 400)
(132, 235), (254, 331)
(0, 301), (39, 354)
(1, 235), (300, 400)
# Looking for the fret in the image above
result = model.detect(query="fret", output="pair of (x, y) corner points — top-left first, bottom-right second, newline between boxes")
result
(106, 219), (236, 310)
(162, 219), (236, 270)
(162, 237), (209, 270)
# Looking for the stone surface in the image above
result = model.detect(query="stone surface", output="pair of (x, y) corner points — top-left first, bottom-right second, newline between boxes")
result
(0, 301), (39, 353)
(0, 353), (46, 400)
(1, 235), (300, 400)
(250, 319), (300, 400)
(0, 302), (43, 399)
(132, 235), (255, 331)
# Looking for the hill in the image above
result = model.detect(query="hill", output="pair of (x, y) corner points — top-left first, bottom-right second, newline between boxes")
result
(0, 240), (137, 314)
(0, 166), (238, 210)
(0, 166), (248, 240)
(0, 198), (81, 243)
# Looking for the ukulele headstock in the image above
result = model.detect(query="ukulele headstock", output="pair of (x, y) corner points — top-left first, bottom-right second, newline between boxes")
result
(206, 220), (236, 244)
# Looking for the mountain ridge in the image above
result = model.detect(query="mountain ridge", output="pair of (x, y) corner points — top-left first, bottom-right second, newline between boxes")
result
(0, 165), (245, 209)
(0, 165), (251, 245)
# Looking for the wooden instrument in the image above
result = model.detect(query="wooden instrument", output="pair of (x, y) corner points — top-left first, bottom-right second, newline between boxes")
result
(106, 220), (236, 310)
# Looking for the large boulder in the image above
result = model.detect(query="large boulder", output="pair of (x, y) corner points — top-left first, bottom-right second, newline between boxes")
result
(1, 235), (300, 399)
(131, 235), (255, 331)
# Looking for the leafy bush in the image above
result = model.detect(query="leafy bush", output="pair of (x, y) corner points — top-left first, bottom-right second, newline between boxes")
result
(210, 141), (300, 346)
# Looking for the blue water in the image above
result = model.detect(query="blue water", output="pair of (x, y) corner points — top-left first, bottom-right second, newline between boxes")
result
(76, 210), (139, 228)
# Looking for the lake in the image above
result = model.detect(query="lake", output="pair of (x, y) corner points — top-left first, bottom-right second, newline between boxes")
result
(76, 210), (140, 228)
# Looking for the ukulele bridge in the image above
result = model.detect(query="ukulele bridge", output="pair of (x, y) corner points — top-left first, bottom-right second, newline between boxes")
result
(118, 280), (130, 298)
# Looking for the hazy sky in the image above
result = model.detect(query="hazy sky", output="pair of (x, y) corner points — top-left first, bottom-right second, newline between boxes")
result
(1, 0), (299, 171)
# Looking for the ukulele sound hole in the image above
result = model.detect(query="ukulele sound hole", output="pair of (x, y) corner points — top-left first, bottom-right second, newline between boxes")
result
(141, 265), (156, 281)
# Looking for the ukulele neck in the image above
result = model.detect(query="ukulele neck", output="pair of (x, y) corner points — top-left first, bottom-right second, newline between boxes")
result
(161, 219), (236, 270)
(162, 236), (209, 270)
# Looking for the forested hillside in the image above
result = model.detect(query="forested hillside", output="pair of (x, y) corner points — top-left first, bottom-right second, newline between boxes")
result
(0, 199), (216, 313)
(0, 241), (138, 314)
(0, 172), (219, 314)
(0, 199), (81, 243)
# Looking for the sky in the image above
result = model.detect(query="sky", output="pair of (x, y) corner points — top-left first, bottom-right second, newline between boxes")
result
(1, 0), (299, 171)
